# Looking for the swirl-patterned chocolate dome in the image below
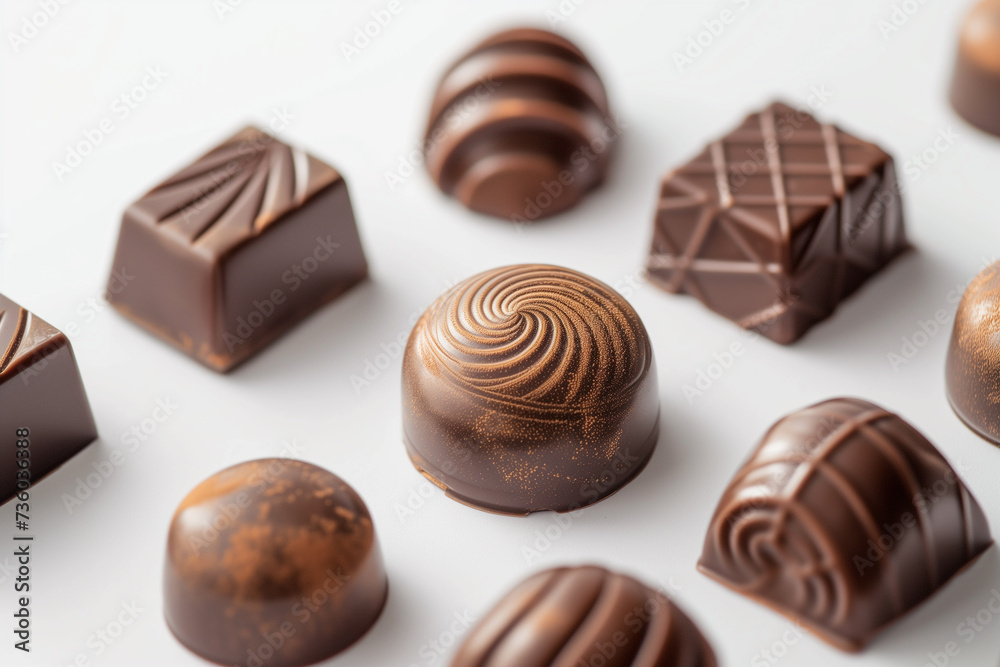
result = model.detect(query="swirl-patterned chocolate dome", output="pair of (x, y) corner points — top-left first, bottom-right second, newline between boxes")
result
(402, 264), (659, 515)
(698, 398), (992, 652)
(424, 28), (615, 222)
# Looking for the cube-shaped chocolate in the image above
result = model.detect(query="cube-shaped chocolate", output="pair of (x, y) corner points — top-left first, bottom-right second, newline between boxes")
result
(646, 103), (908, 344)
(1, 294), (98, 504)
(107, 127), (368, 371)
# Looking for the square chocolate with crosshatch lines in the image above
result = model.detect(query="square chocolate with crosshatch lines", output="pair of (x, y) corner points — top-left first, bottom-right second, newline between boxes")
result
(645, 102), (908, 344)
(0, 293), (98, 505)
(106, 127), (369, 372)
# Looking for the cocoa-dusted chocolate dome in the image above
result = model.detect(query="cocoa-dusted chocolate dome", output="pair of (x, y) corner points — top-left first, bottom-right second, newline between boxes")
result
(946, 260), (1000, 444)
(163, 459), (387, 667)
(402, 264), (660, 516)
(424, 28), (615, 222)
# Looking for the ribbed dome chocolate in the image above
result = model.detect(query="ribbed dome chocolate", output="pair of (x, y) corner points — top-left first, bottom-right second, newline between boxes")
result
(424, 28), (615, 222)
(453, 566), (716, 667)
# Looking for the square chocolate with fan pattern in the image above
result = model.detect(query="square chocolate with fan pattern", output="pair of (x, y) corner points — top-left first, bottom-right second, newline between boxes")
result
(0, 293), (98, 504)
(646, 102), (908, 344)
(106, 127), (368, 372)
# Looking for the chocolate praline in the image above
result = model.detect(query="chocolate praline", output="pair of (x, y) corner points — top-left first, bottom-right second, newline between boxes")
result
(424, 28), (615, 222)
(0, 293), (97, 504)
(699, 398), (992, 652)
(646, 102), (908, 344)
(452, 565), (717, 667)
(946, 260), (1000, 444)
(107, 126), (368, 372)
(163, 459), (387, 667)
(950, 0), (1000, 137)
(402, 264), (660, 516)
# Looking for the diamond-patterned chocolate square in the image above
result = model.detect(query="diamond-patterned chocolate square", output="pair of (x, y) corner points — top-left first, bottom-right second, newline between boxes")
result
(646, 102), (908, 344)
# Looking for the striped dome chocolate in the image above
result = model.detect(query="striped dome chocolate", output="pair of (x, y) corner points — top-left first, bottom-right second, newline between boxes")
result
(424, 28), (615, 222)
(452, 566), (717, 667)
(698, 398), (992, 652)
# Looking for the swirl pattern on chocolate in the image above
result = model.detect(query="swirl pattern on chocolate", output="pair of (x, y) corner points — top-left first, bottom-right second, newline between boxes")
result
(453, 566), (717, 667)
(403, 265), (659, 516)
(424, 28), (614, 222)
(946, 260), (1000, 445)
(699, 398), (992, 652)
(422, 264), (648, 409)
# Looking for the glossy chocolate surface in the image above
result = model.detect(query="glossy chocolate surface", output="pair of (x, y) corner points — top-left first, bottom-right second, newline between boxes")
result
(699, 398), (992, 652)
(107, 126), (368, 372)
(424, 28), (614, 222)
(453, 565), (716, 667)
(402, 264), (659, 516)
(164, 459), (387, 666)
(950, 0), (1000, 137)
(946, 260), (1000, 444)
(0, 293), (97, 504)
(646, 102), (908, 344)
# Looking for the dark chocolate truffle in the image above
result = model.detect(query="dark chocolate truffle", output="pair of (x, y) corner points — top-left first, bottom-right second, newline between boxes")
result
(453, 565), (716, 667)
(646, 102), (908, 344)
(107, 126), (368, 372)
(699, 398), (992, 652)
(402, 265), (659, 516)
(946, 260), (1000, 444)
(950, 0), (1000, 137)
(164, 459), (387, 666)
(424, 28), (615, 222)
(0, 293), (97, 504)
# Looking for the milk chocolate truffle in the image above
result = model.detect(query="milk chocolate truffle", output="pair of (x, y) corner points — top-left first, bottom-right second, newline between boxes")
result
(699, 398), (992, 652)
(946, 260), (1000, 444)
(424, 28), (615, 222)
(164, 459), (387, 666)
(107, 126), (368, 372)
(402, 265), (659, 516)
(453, 566), (717, 667)
(950, 0), (1000, 137)
(647, 102), (908, 344)
(0, 293), (97, 504)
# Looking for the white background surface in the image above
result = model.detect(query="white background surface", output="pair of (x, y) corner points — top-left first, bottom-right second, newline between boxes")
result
(2, 0), (1000, 665)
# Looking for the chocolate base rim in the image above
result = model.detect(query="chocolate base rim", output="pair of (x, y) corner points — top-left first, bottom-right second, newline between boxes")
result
(402, 411), (660, 516)
(108, 274), (367, 373)
(644, 244), (914, 345)
(697, 541), (994, 653)
(162, 581), (389, 667)
(949, 105), (1000, 141)
(945, 389), (1000, 448)
(433, 170), (611, 224)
